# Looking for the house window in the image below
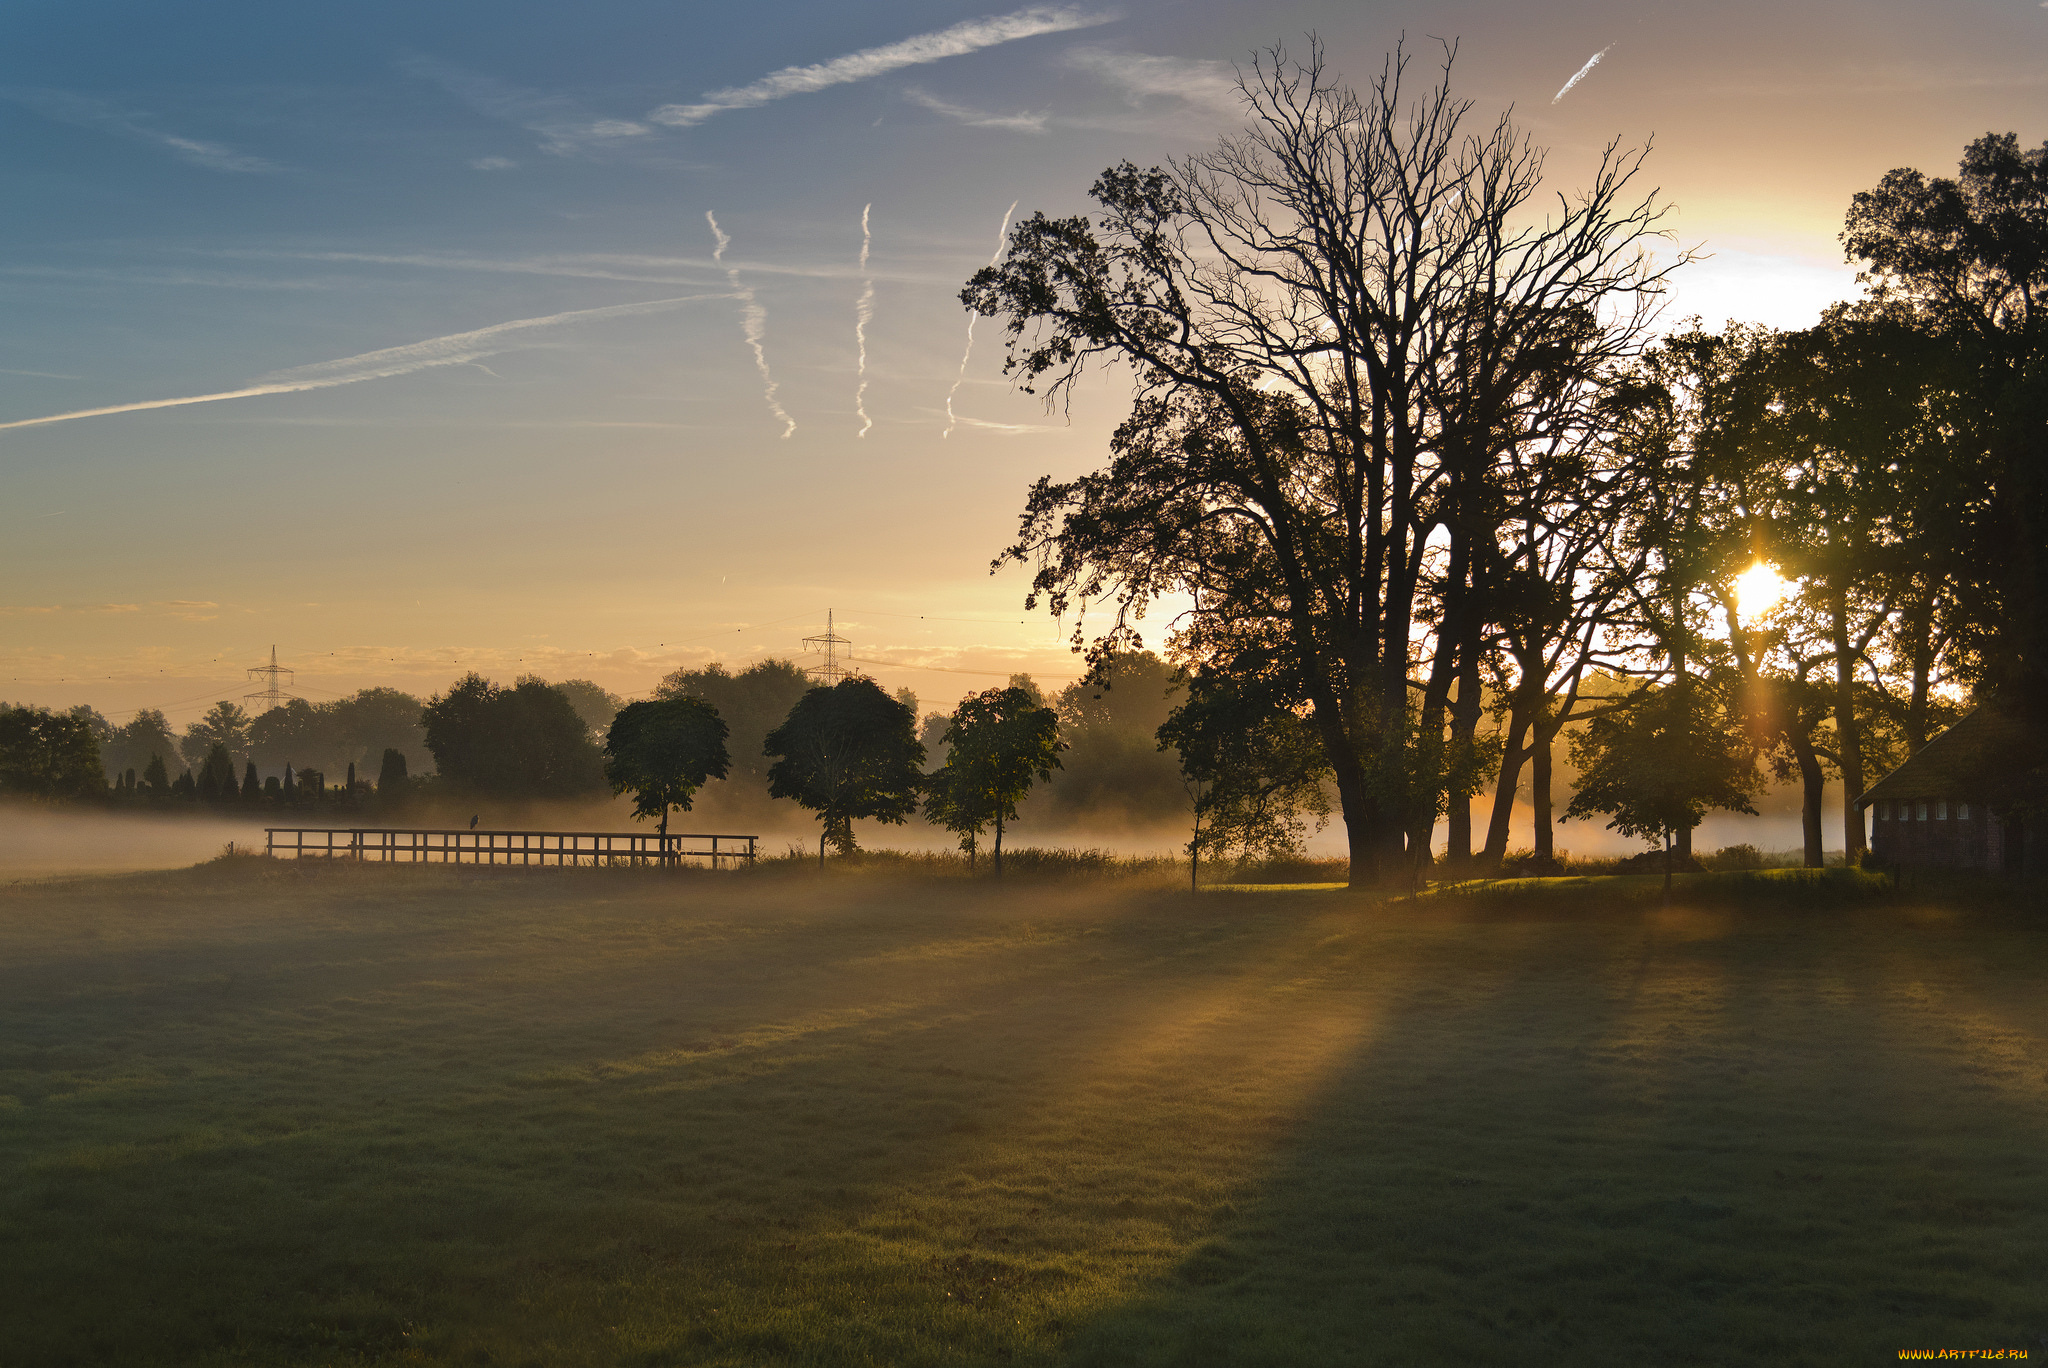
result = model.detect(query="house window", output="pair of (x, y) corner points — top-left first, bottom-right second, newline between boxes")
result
(1959, 802), (1971, 821)
(1936, 800), (1948, 820)
(1917, 802), (1928, 821)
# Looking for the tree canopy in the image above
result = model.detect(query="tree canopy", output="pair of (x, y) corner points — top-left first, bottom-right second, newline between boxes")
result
(966, 41), (1676, 886)
(922, 685), (1064, 875)
(421, 674), (605, 798)
(0, 706), (105, 799)
(603, 698), (731, 843)
(764, 677), (924, 866)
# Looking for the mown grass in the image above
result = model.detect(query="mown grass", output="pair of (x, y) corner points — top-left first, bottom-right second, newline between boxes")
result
(1, 859), (2044, 1366)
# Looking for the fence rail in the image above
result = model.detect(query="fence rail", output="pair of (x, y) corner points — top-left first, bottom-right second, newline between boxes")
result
(264, 827), (757, 869)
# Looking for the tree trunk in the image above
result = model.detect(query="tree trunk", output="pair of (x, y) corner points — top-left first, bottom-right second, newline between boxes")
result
(994, 813), (1004, 879)
(819, 829), (827, 872)
(1443, 654), (1482, 872)
(1481, 702), (1534, 871)
(1830, 590), (1868, 860)
(1531, 702), (1555, 866)
(1792, 734), (1826, 868)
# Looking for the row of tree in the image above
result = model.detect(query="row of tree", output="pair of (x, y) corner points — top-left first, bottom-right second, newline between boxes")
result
(961, 39), (2048, 885)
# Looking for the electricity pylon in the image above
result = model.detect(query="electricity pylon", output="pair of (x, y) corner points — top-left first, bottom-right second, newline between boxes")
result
(803, 611), (853, 685)
(244, 645), (294, 714)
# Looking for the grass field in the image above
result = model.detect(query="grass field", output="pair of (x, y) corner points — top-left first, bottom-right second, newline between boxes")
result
(2, 859), (2044, 1366)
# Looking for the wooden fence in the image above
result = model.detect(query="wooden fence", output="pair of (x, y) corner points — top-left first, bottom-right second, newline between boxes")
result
(264, 827), (757, 869)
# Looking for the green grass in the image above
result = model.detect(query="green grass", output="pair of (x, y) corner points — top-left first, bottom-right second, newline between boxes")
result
(2, 859), (2045, 1366)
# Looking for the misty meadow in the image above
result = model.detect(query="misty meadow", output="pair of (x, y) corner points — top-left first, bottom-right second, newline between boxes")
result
(4, 10), (2047, 1368)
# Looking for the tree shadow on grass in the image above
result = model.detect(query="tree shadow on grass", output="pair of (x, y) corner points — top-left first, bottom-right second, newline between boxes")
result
(1057, 903), (2048, 1368)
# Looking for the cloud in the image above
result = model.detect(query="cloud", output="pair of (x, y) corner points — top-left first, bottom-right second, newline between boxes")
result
(855, 203), (875, 438)
(469, 156), (518, 170)
(647, 6), (1115, 128)
(0, 88), (281, 172)
(212, 247), (945, 286)
(0, 294), (729, 432)
(1552, 46), (1614, 104)
(1061, 46), (1242, 117)
(902, 87), (1049, 132)
(399, 53), (653, 157)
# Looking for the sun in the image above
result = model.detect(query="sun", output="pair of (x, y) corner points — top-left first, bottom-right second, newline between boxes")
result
(1733, 561), (1791, 620)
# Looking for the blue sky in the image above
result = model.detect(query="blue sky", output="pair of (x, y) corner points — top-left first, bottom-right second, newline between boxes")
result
(3, 0), (2042, 722)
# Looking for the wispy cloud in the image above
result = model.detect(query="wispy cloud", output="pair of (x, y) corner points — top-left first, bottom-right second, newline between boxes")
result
(648, 6), (1115, 129)
(0, 294), (727, 433)
(469, 156), (518, 171)
(902, 88), (1049, 132)
(0, 88), (281, 172)
(945, 201), (1017, 439)
(855, 204), (876, 438)
(1061, 46), (1242, 117)
(399, 53), (653, 157)
(0, 367), (84, 380)
(707, 212), (796, 439)
(1552, 45), (1614, 104)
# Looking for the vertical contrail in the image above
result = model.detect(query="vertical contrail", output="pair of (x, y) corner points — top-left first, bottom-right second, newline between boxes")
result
(943, 199), (1016, 439)
(855, 203), (874, 438)
(706, 210), (796, 439)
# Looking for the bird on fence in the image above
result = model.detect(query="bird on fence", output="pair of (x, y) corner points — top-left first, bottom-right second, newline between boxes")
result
(469, 814), (478, 830)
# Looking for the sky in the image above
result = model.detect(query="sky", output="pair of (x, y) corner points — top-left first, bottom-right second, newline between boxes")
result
(2, 0), (2043, 726)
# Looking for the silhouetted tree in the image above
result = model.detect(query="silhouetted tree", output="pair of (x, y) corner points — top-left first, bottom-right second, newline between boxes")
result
(1563, 685), (1761, 892)
(554, 679), (626, 740)
(604, 698), (731, 851)
(180, 701), (251, 775)
(1159, 671), (1332, 869)
(967, 42), (1677, 885)
(242, 762), (261, 801)
(923, 686), (1064, 876)
(765, 678), (925, 868)
(421, 674), (605, 798)
(377, 748), (409, 802)
(105, 709), (178, 785)
(142, 754), (169, 798)
(0, 706), (106, 799)
(197, 743), (236, 802)
(657, 659), (812, 802)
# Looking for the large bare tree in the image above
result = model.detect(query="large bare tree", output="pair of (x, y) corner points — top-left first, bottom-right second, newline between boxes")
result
(966, 41), (1679, 884)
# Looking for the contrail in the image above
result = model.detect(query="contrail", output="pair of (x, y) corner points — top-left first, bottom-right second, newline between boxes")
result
(707, 210), (796, 439)
(944, 200), (1016, 439)
(0, 294), (724, 432)
(647, 6), (1114, 129)
(855, 203), (875, 438)
(1552, 45), (1613, 103)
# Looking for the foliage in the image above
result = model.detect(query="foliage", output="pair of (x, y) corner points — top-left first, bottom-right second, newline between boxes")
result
(245, 688), (429, 780)
(603, 697), (731, 839)
(376, 747), (409, 797)
(553, 679), (625, 739)
(922, 686), (1064, 874)
(195, 743), (236, 801)
(1563, 685), (1761, 862)
(656, 659), (813, 800)
(967, 42), (1676, 885)
(1159, 671), (1332, 862)
(1039, 650), (1186, 826)
(0, 705), (105, 799)
(421, 673), (606, 798)
(180, 700), (252, 773)
(764, 677), (925, 864)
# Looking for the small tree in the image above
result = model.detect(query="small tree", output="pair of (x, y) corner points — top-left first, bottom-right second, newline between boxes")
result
(242, 762), (261, 801)
(765, 678), (924, 869)
(923, 686), (1063, 877)
(376, 748), (409, 804)
(604, 698), (731, 857)
(198, 743), (236, 803)
(1562, 686), (1761, 893)
(1158, 673), (1332, 885)
(142, 753), (169, 798)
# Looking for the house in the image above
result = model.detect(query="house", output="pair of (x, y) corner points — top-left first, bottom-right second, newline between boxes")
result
(1859, 701), (2045, 876)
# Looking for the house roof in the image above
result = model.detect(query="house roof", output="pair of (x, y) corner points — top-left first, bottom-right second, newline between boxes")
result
(1859, 700), (2048, 808)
